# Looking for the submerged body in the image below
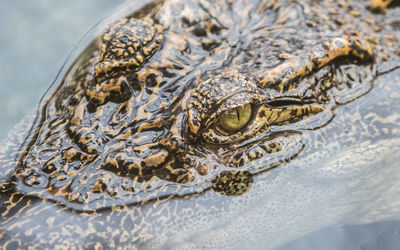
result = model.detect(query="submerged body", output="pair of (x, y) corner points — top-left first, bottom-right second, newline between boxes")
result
(0, 0), (399, 248)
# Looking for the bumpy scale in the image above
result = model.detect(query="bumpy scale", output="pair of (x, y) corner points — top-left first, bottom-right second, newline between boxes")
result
(0, 0), (399, 248)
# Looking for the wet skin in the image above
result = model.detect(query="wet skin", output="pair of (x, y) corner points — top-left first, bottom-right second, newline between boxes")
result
(0, 0), (399, 248)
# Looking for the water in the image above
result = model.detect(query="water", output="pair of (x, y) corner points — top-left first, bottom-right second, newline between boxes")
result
(0, 0), (124, 140)
(0, 1), (399, 249)
(277, 221), (400, 250)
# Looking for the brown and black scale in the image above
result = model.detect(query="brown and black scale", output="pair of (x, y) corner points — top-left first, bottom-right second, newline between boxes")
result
(0, 0), (399, 248)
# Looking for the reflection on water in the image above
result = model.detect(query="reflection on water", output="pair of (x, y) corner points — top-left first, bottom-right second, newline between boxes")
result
(0, 1), (399, 249)
(0, 0), (124, 140)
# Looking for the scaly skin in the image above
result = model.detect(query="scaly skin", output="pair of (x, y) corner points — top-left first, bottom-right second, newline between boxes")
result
(0, 0), (399, 248)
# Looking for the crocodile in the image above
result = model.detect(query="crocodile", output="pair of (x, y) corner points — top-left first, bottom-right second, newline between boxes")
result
(0, 0), (399, 248)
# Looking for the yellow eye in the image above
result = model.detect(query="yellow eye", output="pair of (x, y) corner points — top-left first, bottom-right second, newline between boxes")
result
(217, 103), (252, 133)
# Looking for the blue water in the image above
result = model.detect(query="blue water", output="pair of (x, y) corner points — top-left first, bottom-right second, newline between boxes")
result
(1, 1), (399, 249)
(0, 0), (124, 140)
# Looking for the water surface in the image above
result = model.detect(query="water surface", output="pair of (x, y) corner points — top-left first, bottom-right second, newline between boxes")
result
(1, 1), (399, 249)
(0, 0), (124, 140)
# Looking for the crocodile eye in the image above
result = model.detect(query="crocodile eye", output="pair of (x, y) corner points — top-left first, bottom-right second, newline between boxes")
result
(217, 103), (252, 133)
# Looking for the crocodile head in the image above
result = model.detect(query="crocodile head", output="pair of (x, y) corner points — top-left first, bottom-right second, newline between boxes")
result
(15, 0), (394, 210)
